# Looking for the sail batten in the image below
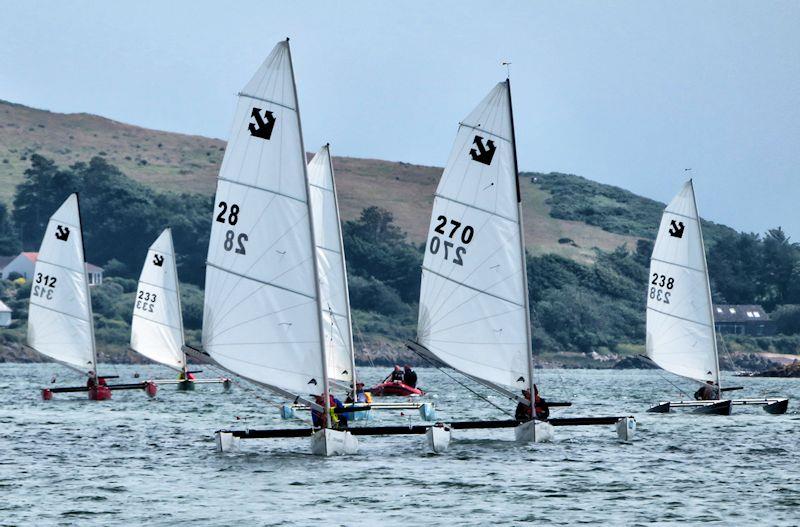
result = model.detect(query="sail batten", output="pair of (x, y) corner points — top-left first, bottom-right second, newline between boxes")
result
(202, 40), (326, 396)
(646, 180), (719, 384)
(26, 193), (97, 373)
(417, 82), (530, 390)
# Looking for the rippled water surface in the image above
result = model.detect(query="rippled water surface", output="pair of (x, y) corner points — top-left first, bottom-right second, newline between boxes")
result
(1, 364), (799, 525)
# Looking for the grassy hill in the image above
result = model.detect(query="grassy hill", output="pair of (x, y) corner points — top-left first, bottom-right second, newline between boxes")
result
(0, 99), (642, 264)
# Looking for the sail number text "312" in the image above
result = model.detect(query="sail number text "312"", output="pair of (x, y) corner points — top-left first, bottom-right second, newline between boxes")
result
(216, 201), (248, 255)
(32, 273), (57, 300)
(429, 215), (475, 266)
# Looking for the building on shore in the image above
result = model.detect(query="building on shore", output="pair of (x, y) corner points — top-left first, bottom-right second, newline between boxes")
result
(714, 304), (773, 336)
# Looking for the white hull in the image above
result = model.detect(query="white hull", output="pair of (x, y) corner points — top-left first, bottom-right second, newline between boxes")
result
(514, 420), (555, 443)
(425, 424), (451, 453)
(310, 428), (358, 456)
(616, 416), (636, 442)
(215, 431), (240, 453)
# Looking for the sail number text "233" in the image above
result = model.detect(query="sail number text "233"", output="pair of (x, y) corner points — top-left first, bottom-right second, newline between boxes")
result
(428, 215), (475, 266)
(216, 201), (248, 255)
(32, 273), (58, 300)
(649, 273), (675, 304)
(136, 290), (157, 313)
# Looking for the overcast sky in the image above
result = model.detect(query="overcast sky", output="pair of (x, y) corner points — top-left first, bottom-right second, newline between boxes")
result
(1, 1), (798, 237)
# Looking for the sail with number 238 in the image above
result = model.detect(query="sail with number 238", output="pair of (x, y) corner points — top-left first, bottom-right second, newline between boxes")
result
(646, 180), (720, 386)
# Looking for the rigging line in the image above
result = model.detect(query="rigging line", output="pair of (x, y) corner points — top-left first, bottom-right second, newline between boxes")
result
(639, 355), (692, 399)
(409, 346), (514, 418)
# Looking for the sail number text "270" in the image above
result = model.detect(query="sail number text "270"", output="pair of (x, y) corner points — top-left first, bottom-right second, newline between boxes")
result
(429, 215), (475, 266)
(649, 273), (675, 304)
(216, 201), (248, 255)
(136, 290), (157, 313)
(32, 273), (57, 300)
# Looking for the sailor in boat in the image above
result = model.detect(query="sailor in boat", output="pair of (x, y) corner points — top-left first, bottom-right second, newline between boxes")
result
(515, 386), (550, 421)
(311, 393), (348, 429)
(389, 365), (404, 382)
(403, 365), (418, 388)
(177, 371), (196, 382)
(347, 382), (372, 404)
(694, 380), (720, 401)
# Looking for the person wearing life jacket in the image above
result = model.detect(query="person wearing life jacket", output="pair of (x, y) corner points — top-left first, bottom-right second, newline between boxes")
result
(694, 380), (720, 401)
(178, 371), (196, 381)
(311, 393), (348, 429)
(514, 386), (550, 421)
(389, 365), (404, 382)
(403, 365), (418, 388)
(355, 382), (372, 404)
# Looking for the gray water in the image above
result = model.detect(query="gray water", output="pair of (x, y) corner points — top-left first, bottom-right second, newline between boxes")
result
(1, 364), (799, 526)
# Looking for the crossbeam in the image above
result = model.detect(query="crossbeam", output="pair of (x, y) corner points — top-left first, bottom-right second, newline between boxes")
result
(47, 382), (151, 393)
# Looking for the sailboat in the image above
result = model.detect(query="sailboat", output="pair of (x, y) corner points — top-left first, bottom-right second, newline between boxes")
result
(201, 39), (357, 456)
(130, 228), (230, 391)
(30, 194), (153, 400)
(407, 80), (635, 450)
(645, 180), (788, 415)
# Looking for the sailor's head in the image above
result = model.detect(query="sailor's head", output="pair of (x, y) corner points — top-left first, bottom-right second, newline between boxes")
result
(706, 380), (714, 385)
(404, 365), (412, 372)
(522, 388), (531, 399)
(394, 365), (401, 372)
(356, 382), (365, 389)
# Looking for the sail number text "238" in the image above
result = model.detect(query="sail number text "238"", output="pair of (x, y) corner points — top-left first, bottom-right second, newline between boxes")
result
(429, 215), (475, 266)
(649, 273), (675, 304)
(216, 201), (248, 255)
(32, 273), (57, 300)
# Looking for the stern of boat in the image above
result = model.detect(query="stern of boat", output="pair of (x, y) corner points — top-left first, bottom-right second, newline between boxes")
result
(310, 428), (358, 456)
(514, 420), (554, 443)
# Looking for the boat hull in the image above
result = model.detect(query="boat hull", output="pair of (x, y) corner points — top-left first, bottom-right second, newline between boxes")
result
(176, 380), (196, 391)
(692, 400), (732, 415)
(88, 385), (112, 401)
(514, 420), (554, 443)
(368, 381), (423, 397)
(215, 431), (240, 453)
(763, 398), (789, 414)
(425, 424), (451, 453)
(310, 428), (358, 456)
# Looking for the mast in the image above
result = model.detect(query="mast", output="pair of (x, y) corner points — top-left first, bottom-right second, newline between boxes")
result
(506, 79), (535, 430)
(286, 39), (332, 427)
(76, 192), (98, 381)
(326, 144), (358, 397)
(690, 179), (722, 396)
(168, 228), (187, 375)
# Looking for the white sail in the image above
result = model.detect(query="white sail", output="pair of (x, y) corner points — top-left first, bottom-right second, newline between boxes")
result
(417, 82), (530, 390)
(27, 194), (97, 373)
(646, 180), (719, 384)
(130, 228), (186, 371)
(308, 145), (354, 385)
(202, 40), (326, 395)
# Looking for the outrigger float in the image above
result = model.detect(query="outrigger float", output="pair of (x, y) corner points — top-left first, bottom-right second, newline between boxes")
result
(129, 228), (230, 392)
(644, 181), (789, 415)
(27, 193), (157, 401)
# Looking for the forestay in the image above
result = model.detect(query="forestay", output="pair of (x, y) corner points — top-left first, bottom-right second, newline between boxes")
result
(307, 145), (354, 385)
(27, 194), (97, 373)
(417, 82), (530, 390)
(646, 180), (719, 385)
(130, 228), (186, 371)
(202, 40), (325, 395)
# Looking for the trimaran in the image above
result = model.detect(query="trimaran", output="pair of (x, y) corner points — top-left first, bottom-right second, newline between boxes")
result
(30, 194), (154, 400)
(407, 80), (636, 450)
(645, 180), (788, 415)
(129, 228), (230, 392)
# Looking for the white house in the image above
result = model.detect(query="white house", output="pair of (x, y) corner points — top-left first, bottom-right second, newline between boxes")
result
(1, 252), (104, 285)
(0, 300), (11, 327)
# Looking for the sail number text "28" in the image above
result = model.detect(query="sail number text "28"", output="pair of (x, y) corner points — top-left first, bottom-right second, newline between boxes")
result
(216, 201), (248, 255)
(136, 290), (157, 313)
(429, 215), (475, 266)
(32, 273), (57, 300)
(649, 273), (675, 304)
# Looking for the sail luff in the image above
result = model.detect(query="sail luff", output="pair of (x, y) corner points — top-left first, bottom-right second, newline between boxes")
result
(689, 180), (722, 393)
(505, 79), (535, 412)
(325, 144), (358, 393)
(285, 39), (331, 426)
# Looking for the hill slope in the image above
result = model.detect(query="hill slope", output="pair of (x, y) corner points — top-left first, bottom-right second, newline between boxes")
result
(0, 99), (641, 263)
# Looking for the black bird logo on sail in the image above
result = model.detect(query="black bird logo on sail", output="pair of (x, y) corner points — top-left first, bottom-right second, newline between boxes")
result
(469, 135), (496, 165)
(248, 108), (276, 140)
(668, 220), (685, 239)
(153, 254), (164, 267)
(55, 225), (70, 241)
(307, 378), (318, 386)
(517, 376), (525, 383)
